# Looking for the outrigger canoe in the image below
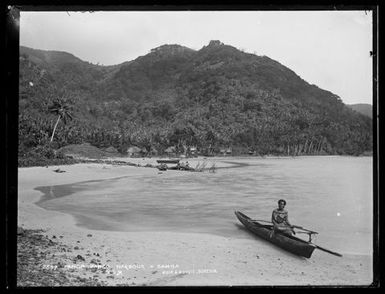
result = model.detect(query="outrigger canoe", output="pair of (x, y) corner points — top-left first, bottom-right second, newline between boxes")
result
(168, 165), (195, 171)
(157, 164), (168, 171)
(235, 211), (316, 258)
(156, 159), (180, 164)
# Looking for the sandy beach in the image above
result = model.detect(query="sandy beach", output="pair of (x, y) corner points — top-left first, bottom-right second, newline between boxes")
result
(17, 159), (374, 286)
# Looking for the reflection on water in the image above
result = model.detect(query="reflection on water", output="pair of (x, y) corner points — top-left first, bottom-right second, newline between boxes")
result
(35, 156), (373, 255)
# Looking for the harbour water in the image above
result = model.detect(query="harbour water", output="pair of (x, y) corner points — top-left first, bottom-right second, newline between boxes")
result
(35, 156), (373, 256)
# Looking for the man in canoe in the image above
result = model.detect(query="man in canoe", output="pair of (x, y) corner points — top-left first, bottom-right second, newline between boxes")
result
(271, 199), (295, 237)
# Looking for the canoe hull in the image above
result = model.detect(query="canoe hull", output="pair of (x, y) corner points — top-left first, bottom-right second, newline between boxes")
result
(156, 159), (180, 164)
(235, 211), (316, 258)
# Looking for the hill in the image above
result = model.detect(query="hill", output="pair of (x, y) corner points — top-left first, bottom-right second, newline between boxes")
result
(347, 103), (372, 118)
(18, 41), (372, 163)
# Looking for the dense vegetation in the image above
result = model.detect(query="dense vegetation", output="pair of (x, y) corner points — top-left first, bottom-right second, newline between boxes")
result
(347, 103), (372, 118)
(18, 41), (372, 165)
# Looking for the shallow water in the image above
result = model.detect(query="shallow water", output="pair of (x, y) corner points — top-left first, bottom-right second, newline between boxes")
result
(35, 156), (373, 255)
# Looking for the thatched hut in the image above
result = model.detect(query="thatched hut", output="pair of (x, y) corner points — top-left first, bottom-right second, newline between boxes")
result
(105, 146), (118, 153)
(189, 146), (198, 156)
(127, 146), (142, 157)
(164, 146), (176, 156)
(149, 147), (158, 156)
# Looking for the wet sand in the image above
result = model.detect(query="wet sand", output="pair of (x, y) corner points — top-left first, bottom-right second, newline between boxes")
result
(18, 160), (374, 286)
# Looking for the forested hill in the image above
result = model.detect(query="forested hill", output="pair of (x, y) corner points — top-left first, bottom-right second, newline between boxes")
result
(347, 104), (372, 118)
(19, 41), (372, 159)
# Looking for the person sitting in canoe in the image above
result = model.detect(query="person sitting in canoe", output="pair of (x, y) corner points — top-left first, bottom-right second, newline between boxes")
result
(271, 199), (295, 237)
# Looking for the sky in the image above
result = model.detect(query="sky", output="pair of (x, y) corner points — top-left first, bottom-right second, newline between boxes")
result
(20, 10), (373, 105)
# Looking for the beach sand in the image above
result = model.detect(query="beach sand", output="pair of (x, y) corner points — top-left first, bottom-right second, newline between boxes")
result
(17, 161), (374, 286)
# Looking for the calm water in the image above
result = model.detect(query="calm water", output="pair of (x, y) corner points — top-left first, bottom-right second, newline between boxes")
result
(35, 156), (373, 255)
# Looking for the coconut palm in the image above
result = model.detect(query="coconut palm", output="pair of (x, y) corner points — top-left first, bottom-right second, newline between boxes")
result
(48, 98), (73, 143)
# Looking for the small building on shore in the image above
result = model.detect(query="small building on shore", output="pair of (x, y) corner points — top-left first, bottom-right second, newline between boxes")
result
(164, 146), (177, 157)
(219, 147), (232, 156)
(127, 146), (142, 157)
(105, 146), (119, 154)
(188, 146), (198, 156)
(149, 146), (158, 156)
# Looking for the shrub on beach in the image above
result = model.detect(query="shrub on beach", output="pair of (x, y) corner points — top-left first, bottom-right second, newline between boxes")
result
(34, 145), (56, 159)
(58, 143), (112, 159)
(18, 144), (78, 167)
(18, 142), (125, 167)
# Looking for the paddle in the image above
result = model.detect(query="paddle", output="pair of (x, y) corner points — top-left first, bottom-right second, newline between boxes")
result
(291, 225), (318, 235)
(312, 245), (343, 257)
(250, 220), (319, 234)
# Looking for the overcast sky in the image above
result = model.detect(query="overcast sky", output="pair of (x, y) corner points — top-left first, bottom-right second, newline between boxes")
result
(20, 10), (373, 105)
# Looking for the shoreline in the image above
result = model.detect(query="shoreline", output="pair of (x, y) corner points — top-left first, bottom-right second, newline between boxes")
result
(17, 163), (373, 286)
(18, 153), (373, 169)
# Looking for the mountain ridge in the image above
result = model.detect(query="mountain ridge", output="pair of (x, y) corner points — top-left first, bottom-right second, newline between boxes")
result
(18, 41), (372, 158)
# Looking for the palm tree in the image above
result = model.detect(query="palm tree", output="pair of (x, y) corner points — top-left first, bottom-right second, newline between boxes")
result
(48, 98), (73, 143)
